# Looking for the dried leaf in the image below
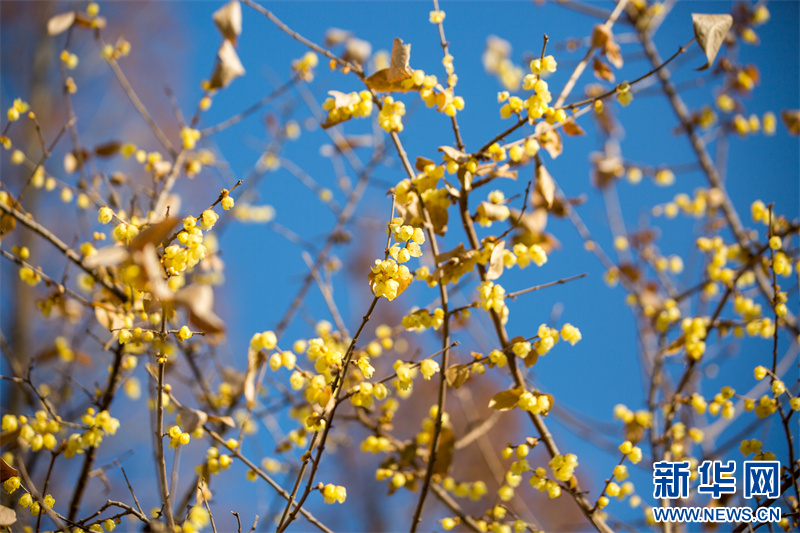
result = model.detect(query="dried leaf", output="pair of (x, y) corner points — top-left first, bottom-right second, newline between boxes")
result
(591, 24), (612, 50)
(415, 156), (436, 171)
(488, 388), (523, 411)
(343, 37), (372, 65)
(510, 207), (548, 247)
(435, 243), (467, 264)
(82, 246), (124, 270)
(618, 262), (641, 283)
(130, 217), (179, 252)
(485, 164), (517, 181)
(593, 57), (615, 82)
(591, 153), (624, 188)
(663, 335), (685, 356)
(430, 426), (455, 478)
(94, 141), (121, 157)
(243, 347), (261, 406)
(692, 13), (733, 71)
(178, 406), (208, 434)
(0, 505), (16, 528)
(387, 37), (413, 82)
(536, 163), (555, 208)
(94, 305), (126, 332)
(781, 110), (800, 135)
(0, 457), (18, 483)
(213, 0), (242, 45)
(444, 364), (470, 389)
(523, 351), (539, 367)
(486, 240), (506, 281)
(591, 25), (623, 68)
(207, 415), (236, 427)
(625, 421), (645, 444)
(325, 28), (351, 46)
(438, 146), (469, 164)
(365, 37), (414, 92)
(208, 40), (245, 90)
(395, 193), (448, 237)
(175, 284), (226, 334)
(535, 122), (562, 159)
(606, 41), (623, 69)
(47, 11), (76, 35)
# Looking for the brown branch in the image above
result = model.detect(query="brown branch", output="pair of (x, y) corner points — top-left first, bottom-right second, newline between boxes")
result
(0, 201), (125, 300)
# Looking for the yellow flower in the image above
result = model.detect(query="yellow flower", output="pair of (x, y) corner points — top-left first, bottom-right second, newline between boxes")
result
(177, 325), (193, 341)
(420, 358), (440, 380)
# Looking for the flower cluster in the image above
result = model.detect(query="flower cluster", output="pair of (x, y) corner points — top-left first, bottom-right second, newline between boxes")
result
(401, 308), (444, 331)
(322, 90), (374, 125)
(378, 96), (406, 132)
(64, 408), (120, 458)
(168, 425), (191, 448)
(292, 51), (318, 81)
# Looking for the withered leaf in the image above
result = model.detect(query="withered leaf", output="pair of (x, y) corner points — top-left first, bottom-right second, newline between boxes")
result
(435, 243), (467, 264)
(781, 110), (800, 135)
(592, 24), (612, 49)
(625, 421), (645, 444)
(178, 406), (208, 434)
(431, 426), (455, 478)
(593, 56), (615, 82)
(175, 284), (226, 334)
(208, 40), (245, 90)
(510, 207), (548, 246)
(243, 346), (262, 406)
(386, 37), (413, 82)
(692, 13), (733, 71)
(535, 122), (562, 159)
(438, 146), (469, 164)
(488, 388), (523, 411)
(207, 415), (236, 427)
(591, 153), (624, 189)
(486, 164), (517, 181)
(663, 334), (685, 356)
(591, 25), (623, 68)
(0, 457), (18, 483)
(536, 163), (555, 208)
(618, 262), (641, 283)
(130, 217), (179, 252)
(213, 0), (242, 45)
(0, 429), (20, 448)
(94, 141), (121, 157)
(94, 304), (126, 332)
(47, 11), (76, 35)
(415, 156), (435, 171)
(365, 38), (414, 92)
(523, 351), (539, 367)
(0, 505), (16, 528)
(343, 37), (372, 65)
(444, 364), (470, 389)
(606, 41), (623, 69)
(325, 28), (351, 47)
(486, 240), (506, 281)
